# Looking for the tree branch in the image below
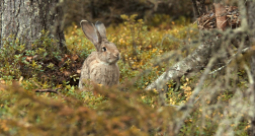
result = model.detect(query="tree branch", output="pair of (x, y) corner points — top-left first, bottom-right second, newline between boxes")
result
(146, 36), (249, 91)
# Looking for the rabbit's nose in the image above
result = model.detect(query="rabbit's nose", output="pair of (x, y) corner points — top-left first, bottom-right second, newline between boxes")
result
(114, 52), (120, 59)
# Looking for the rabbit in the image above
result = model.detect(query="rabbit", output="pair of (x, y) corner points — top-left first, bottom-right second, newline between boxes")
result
(78, 20), (120, 89)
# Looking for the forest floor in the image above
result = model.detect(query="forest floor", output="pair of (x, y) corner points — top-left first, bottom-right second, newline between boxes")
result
(0, 15), (250, 135)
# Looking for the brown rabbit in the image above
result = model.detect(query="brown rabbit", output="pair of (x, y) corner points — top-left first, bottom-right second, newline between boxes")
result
(78, 20), (120, 89)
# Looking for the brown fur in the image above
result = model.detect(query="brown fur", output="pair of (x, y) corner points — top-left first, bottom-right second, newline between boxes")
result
(78, 20), (120, 89)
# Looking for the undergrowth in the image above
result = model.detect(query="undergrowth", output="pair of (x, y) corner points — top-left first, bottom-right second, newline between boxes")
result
(0, 14), (250, 135)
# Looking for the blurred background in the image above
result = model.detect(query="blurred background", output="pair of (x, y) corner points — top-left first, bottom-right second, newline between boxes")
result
(63, 0), (194, 27)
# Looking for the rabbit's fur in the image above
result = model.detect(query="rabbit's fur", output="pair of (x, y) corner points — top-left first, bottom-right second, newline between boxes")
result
(78, 20), (120, 89)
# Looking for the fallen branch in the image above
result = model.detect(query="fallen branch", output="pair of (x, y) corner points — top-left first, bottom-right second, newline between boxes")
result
(146, 38), (249, 91)
(35, 88), (60, 94)
(145, 43), (213, 91)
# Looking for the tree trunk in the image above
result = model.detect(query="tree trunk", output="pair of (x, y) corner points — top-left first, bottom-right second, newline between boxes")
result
(0, 1), (3, 46)
(247, 1), (255, 135)
(191, 0), (206, 17)
(0, 0), (67, 52)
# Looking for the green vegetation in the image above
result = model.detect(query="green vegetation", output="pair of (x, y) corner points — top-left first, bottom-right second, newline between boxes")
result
(0, 14), (250, 135)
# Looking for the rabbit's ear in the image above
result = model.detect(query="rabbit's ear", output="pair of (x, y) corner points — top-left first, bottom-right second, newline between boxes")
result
(95, 21), (107, 41)
(80, 20), (100, 45)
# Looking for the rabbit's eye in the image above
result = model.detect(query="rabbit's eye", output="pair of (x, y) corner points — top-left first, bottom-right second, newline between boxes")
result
(102, 47), (106, 52)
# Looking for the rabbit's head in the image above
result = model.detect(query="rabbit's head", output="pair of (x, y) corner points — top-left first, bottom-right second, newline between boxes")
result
(80, 20), (120, 65)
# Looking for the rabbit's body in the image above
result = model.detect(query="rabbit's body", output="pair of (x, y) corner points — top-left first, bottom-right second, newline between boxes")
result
(79, 52), (119, 88)
(78, 20), (120, 89)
